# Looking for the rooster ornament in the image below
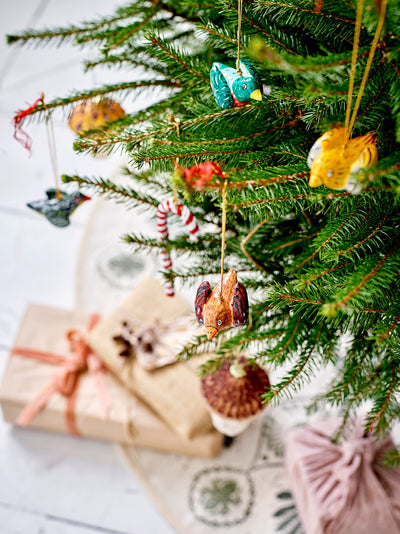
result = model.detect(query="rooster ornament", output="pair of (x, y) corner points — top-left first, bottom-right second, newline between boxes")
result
(195, 269), (249, 340)
(210, 60), (263, 109)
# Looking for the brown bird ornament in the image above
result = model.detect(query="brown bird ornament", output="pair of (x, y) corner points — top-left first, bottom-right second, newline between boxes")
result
(195, 269), (248, 340)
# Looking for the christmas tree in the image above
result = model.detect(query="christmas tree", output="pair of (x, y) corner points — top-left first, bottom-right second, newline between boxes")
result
(8, 0), (400, 456)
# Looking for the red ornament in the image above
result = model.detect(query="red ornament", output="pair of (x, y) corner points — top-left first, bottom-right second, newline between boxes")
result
(182, 162), (225, 190)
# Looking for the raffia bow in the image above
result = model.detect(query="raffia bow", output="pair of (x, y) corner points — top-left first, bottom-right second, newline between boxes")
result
(12, 313), (110, 436)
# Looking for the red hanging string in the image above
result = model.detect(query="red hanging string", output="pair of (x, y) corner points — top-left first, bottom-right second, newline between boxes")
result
(12, 95), (44, 155)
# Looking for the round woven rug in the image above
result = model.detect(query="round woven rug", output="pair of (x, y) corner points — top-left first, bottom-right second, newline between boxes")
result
(74, 166), (334, 534)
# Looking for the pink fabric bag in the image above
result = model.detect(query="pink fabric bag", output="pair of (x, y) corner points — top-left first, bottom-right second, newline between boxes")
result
(285, 418), (400, 534)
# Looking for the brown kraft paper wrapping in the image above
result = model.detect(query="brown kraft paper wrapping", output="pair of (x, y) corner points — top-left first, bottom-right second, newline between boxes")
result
(0, 304), (223, 457)
(88, 277), (214, 440)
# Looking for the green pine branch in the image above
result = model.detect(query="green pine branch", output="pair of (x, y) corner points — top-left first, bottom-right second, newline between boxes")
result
(6, 4), (141, 46)
(61, 174), (160, 208)
(17, 80), (181, 124)
(8, 0), (400, 436)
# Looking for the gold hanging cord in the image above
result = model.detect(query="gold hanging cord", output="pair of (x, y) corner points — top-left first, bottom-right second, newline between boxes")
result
(236, 0), (244, 75)
(219, 179), (228, 298)
(169, 114), (181, 207)
(217, 0), (243, 297)
(344, 0), (388, 139)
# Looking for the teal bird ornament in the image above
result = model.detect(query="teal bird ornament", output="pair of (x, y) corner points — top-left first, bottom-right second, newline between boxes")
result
(210, 60), (263, 109)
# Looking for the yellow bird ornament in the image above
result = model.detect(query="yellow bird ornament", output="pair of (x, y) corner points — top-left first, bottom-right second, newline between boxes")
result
(307, 126), (378, 194)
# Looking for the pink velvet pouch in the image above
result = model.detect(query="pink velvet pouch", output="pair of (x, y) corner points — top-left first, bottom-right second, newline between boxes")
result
(285, 418), (400, 534)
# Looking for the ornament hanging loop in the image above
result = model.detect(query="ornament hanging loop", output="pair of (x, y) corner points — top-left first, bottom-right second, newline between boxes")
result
(168, 113), (182, 208)
(236, 0), (244, 75)
(42, 96), (61, 201)
(344, 0), (387, 140)
(344, 0), (364, 138)
(219, 179), (228, 301)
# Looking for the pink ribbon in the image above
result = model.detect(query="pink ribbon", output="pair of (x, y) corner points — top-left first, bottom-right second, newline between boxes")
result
(12, 313), (111, 436)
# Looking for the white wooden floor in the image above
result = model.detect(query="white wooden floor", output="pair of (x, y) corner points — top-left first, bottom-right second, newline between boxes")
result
(0, 1), (174, 532)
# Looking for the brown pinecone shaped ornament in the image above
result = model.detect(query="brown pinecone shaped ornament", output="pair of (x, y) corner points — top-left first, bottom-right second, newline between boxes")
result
(200, 356), (270, 436)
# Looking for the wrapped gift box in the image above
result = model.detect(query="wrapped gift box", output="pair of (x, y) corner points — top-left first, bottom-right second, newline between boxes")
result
(88, 277), (214, 439)
(285, 418), (400, 534)
(0, 304), (223, 458)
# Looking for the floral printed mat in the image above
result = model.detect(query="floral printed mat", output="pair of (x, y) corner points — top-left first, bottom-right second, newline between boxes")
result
(121, 402), (314, 534)
(76, 187), (337, 534)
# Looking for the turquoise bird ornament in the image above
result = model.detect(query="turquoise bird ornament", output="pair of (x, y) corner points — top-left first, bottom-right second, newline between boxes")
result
(210, 60), (263, 109)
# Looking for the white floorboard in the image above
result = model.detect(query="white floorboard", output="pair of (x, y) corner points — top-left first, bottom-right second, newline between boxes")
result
(0, 1), (175, 533)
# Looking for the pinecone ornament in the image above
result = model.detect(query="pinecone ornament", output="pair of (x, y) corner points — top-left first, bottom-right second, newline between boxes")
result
(200, 357), (270, 436)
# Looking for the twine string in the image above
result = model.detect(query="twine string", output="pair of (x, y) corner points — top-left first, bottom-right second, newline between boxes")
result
(348, 0), (387, 135)
(236, 0), (244, 75)
(344, 0), (364, 135)
(172, 185), (178, 208)
(42, 97), (61, 200)
(229, 0), (242, 289)
(170, 115), (181, 207)
(345, 0), (387, 139)
(219, 179), (228, 299)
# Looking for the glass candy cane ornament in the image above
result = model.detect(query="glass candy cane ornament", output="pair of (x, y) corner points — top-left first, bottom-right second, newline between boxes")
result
(157, 198), (199, 297)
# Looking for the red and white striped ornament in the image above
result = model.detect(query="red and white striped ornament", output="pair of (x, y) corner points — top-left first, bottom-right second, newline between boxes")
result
(157, 197), (199, 297)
